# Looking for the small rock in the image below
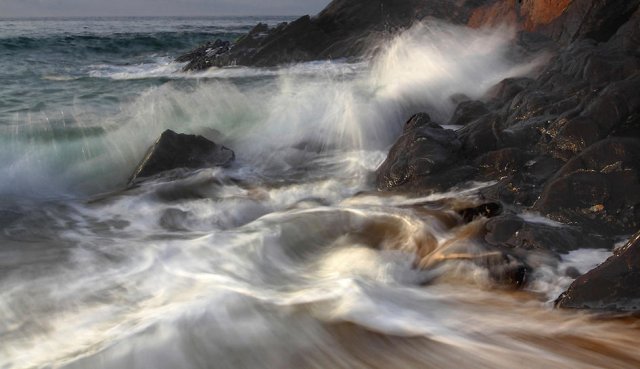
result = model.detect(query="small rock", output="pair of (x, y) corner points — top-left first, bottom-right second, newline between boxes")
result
(130, 129), (235, 183)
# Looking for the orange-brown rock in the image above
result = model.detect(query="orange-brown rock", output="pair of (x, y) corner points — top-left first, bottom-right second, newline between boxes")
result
(468, 0), (572, 31)
(520, 0), (572, 30)
(468, 0), (519, 29)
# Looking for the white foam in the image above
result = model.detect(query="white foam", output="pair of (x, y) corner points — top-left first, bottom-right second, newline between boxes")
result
(1, 22), (540, 199)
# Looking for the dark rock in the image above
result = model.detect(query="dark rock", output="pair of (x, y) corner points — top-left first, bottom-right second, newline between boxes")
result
(485, 214), (613, 254)
(485, 77), (535, 105)
(177, 39), (231, 71)
(565, 267), (581, 278)
(556, 230), (640, 312)
(473, 148), (530, 179)
(458, 202), (503, 223)
(375, 113), (468, 191)
(177, 0), (495, 70)
(548, 0), (640, 43)
(449, 100), (489, 126)
(609, 7), (640, 55)
(130, 130), (235, 183)
(534, 138), (640, 235)
(479, 177), (539, 207)
(485, 252), (528, 288)
(458, 113), (502, 156)
(368, 0), (640, 311)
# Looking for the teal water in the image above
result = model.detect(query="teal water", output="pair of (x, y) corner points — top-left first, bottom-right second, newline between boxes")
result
(0, 17), (295, 198)
(0, 17), (291, 122)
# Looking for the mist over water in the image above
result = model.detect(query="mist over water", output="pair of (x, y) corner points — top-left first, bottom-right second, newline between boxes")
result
(0, 20), (537, 199)
(1, 18), (638, 369)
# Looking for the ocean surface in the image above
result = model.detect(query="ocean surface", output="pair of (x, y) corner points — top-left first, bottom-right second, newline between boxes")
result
(1, 17), (639, 369)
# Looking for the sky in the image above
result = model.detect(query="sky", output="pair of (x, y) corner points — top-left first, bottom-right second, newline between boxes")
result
(0, 0), (330, 17)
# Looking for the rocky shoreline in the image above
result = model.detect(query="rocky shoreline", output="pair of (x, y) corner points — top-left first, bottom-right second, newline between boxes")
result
(162, 0), (640, 313)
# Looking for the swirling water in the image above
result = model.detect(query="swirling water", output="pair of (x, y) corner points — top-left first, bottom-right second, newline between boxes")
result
(1, 17), (639, 369)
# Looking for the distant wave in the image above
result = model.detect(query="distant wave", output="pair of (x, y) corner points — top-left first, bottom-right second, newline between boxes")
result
(87, 58), (364, 80)
(0, 32), (239, 54)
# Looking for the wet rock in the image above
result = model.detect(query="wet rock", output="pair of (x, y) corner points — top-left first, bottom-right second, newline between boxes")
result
(556, 230), (640, 312)
(458, 202), (503, 222)
(418, 220), (529, 289)
(375, 113), (469, 191)
(534, 138), (640, 235)
(479, 177), (539, 207)
(130, 130), (235, 183)
(485, 214), (613, 254)
(458, 113), (502, 156)
(177, 0), (497, 70)
(486, 77), (535, 105)
(177, 39), (231, 71)
(473, 148), (530, 179)
(449, 100), (490, 126)
(484, 252), (528, 288)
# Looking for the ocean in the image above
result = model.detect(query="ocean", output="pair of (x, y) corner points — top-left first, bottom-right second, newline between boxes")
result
(1, 17), (639, 369)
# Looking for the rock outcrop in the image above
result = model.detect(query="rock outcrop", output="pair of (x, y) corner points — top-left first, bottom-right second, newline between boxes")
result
(556, 230), (640, 312)
(178, 0), (640, 70)
(177, 0), (492, 70)
(377, 2), (640, 237)
(130, 130), (235, 183)
(373, 0), (640, 307)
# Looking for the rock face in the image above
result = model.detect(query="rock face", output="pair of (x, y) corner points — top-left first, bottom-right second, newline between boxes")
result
(178, 0), (492, 70)
(556, 230), (640, 312)
(130, 130), (235, 183)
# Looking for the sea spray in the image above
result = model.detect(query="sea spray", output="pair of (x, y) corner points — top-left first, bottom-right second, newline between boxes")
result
(0, 21), (540, 200)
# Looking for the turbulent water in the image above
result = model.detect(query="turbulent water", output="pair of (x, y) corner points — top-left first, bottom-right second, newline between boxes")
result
(1, 17), (640, 369)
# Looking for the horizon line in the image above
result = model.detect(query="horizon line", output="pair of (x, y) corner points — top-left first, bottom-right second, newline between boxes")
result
(0, 14), (306, 20)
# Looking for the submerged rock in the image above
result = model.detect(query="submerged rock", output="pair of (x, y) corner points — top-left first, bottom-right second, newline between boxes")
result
(130, 130), (234, 183)
(556, 230), (640, 312)
(484, 214), (612, 254)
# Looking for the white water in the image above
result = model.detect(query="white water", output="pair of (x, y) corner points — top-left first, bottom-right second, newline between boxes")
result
(2, 22), (638, 369)
(0, 21), (540, 199)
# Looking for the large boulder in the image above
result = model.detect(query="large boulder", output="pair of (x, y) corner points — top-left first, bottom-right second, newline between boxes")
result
(130, 130), (235, 183)
(556, 230), (640, 312)
(375, 113), (474, 192)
